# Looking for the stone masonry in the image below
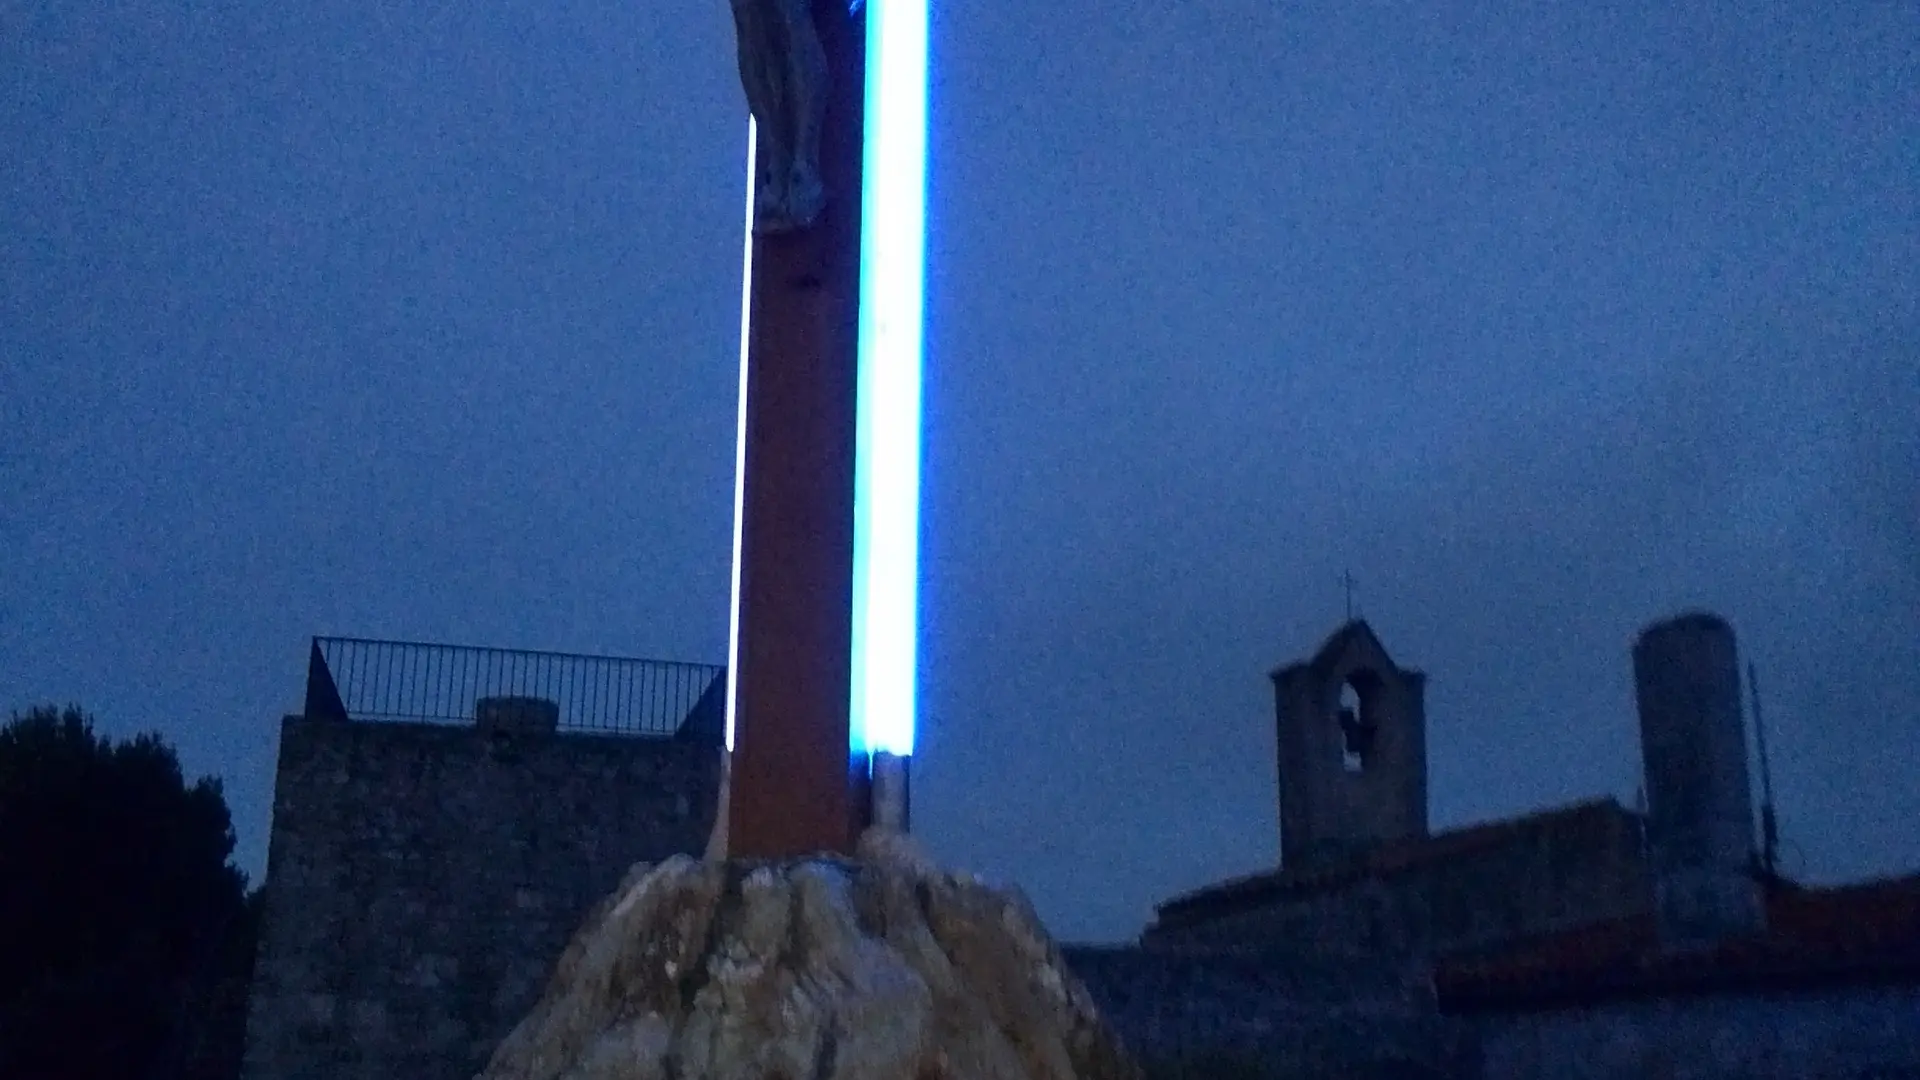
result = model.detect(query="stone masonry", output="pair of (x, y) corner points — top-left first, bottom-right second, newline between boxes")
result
(240, 715), (721, 1080)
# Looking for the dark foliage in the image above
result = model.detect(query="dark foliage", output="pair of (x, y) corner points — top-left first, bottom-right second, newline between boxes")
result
(0, 705), (255, 1080)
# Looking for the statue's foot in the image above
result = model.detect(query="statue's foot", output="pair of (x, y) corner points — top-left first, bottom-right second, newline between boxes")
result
(785, 167), (825, 231)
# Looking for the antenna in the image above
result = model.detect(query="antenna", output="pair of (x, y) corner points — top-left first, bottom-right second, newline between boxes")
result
(1748, 661), (1780, 878)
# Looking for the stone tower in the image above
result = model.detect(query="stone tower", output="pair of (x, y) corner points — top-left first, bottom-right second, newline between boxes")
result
(1632, 611), (1766, 946)
(1272, 620), (1429, 871)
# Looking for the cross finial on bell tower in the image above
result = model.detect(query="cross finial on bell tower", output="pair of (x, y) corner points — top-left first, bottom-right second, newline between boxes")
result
(1339, 569), (1359, 622)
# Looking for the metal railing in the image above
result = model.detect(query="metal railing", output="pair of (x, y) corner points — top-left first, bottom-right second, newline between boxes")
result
(303, 636), (724, 738)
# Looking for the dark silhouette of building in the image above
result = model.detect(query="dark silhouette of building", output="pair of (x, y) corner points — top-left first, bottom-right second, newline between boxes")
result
(240, 638), (723, 1080)
(1074, 611), (1920, 1079)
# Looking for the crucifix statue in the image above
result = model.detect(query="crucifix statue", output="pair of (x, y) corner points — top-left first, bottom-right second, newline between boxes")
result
(728, 0), (866, 233)
(718, 0), (924, 860)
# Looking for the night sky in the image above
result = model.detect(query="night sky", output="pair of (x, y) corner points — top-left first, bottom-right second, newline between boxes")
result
(4, 2), (1916, 942)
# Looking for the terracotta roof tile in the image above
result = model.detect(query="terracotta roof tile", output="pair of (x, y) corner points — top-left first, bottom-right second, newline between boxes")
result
(1433, 873), (1920, 1010)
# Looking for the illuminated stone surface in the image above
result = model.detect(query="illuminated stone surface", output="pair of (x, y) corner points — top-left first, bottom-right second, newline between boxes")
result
(478, 831), (1140, 1080)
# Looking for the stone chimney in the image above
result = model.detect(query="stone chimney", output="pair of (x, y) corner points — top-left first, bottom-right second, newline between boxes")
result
(1632, 612), (1766, 947)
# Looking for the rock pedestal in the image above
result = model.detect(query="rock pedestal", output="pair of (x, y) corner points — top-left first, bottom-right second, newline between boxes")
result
(478, 830), (1141, 1080)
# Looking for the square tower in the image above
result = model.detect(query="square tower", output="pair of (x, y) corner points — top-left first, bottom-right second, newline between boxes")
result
(1272, 620), (1429, 870)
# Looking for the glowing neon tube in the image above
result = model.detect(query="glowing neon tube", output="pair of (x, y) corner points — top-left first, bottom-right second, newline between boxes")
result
(723, 119), (757, 753)
(850, 0), (927, 758)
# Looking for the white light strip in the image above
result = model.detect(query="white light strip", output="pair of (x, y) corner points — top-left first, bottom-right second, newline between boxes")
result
(851, 0), (927, 758)
(724, 118), (757, 753)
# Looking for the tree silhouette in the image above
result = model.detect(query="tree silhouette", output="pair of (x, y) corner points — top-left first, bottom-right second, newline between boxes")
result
(0, 705), (255, 1080)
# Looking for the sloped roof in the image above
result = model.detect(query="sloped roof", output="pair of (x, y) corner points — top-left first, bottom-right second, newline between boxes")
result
(1433, 872), (1920, 1011)
(1154, 797), (1638, 925)
(1312, 619), (1391, 670)
(1272, 618), (1422, 681)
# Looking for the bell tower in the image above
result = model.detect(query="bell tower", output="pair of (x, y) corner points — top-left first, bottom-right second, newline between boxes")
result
(1272, 620), (1429, 871)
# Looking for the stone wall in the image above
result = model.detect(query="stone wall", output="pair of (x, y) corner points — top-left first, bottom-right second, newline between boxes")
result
(1147, 801), (1651, 961)
(240, 715), (721, 1080)
(1063, 946), (1468, 1079)
(1461, 983), (1920, 1080)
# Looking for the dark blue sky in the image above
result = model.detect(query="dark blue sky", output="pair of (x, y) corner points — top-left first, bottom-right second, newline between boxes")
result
(4, 1), (1915, 941)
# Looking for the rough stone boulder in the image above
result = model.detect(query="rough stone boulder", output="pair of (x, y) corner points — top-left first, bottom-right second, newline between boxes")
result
(478, 830), (1142, 1080)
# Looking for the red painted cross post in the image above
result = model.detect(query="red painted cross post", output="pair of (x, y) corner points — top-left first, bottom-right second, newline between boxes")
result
(720, 0), (871, 860)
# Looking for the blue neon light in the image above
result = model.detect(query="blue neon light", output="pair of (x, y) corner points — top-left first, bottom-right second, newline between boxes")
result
(851, 0), (927, 758)
(724, 119), (758, 754)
